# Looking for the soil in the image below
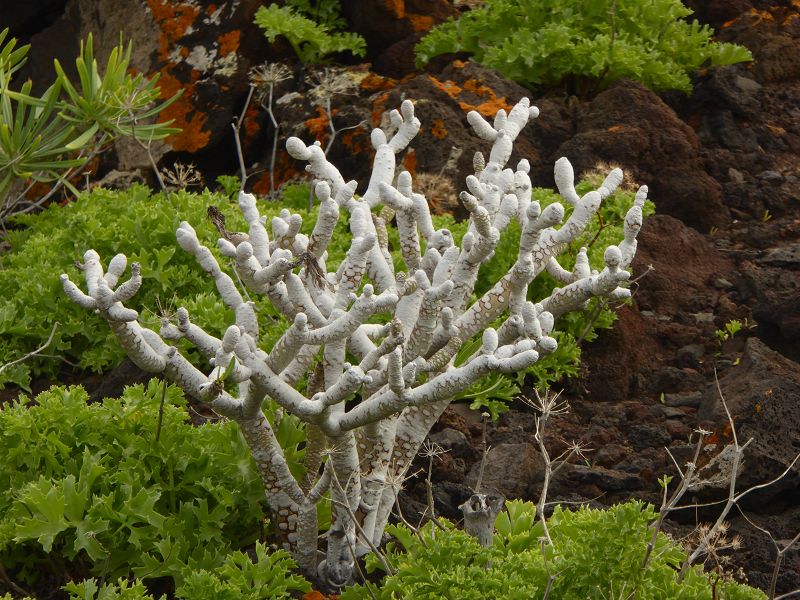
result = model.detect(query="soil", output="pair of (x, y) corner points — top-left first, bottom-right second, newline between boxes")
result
(4, 0), (800, 596)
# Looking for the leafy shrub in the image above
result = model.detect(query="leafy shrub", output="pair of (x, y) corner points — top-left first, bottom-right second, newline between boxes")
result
(0, 29), (178, 222)
(415, 0), (752, 93)
(174, 543), (310, 600)
(0, 382), (268, 588)
(64, 578), (164, 600)
(254, 1), (366, 64)
(0, 185), (291, 389)
(342, 500), (767, 600)
(62, 544), (310, 600)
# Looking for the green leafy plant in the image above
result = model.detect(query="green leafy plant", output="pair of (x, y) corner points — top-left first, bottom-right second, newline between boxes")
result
(254, 2), (366, 65)
(0, 382), (268, 588)
(174, 543), (310, 600)
(715, 318), (743, 344)
(714, 318), (755, 347)
(0, 29), (179, 223)
(415, 0), (752, 93)
(61, 543), (310, 600)
(0, 185), (294, 389)
(341, 500), (767, 599)
(64, 578), (164, 600)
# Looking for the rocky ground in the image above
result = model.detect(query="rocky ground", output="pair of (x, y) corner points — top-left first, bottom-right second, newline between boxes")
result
(7, 0), (800, 594)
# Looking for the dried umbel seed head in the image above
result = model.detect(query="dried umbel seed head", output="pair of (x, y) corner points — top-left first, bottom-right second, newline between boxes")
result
(160, 162), (203, 191)
(249, 62), (292, 88)
(307, 67), (358, 106)
(249, 62), (292, 105)
(582, 160), (639, 192)
(413, 172), (459, 215)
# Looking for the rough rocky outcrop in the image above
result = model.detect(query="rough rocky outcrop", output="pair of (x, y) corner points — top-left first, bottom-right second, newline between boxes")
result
(698, 338), (800, 497)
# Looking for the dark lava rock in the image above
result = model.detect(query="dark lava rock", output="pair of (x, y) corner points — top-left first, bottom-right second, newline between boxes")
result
(582, 214), (734, 401)
(429, 427), (478, 461)
(565, 464), (641, 493)
(555, 80), (727, 231)
(698, 337), (800, 501)
(340, 0), (457, 78)
(465, 443), (544, 499)
(627, 424), (673, 453)
(738, 247), (800, 355)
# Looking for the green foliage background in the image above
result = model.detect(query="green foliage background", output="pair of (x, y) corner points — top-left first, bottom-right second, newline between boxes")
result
(254, 1), (366, 64)
(342, 500), (766, 600)
(415, 0), (752, 93)
(0, 382), (271, 588)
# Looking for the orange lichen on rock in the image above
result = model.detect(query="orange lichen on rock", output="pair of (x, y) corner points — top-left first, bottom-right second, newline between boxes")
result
(384, 0), (405, 18)
(145, 0), (200, 61)
(305, 106), (337, 145)
(747, 7), (776, 24)
(459, 78), (514, 116)
(371, 91), (392, 126)
(251, 151), (301, 195)
(157, 69), (211, 152)
(243, 105), (261, 142)
(217, 30), (241, 57)
(459, 97), (513, 117)
(402, 148), (417, 175)
(428, 75), (462, 98)
(407, 13), (434, 31)
(429, 75), (513, 117)
(462, 78), (492, 97)
(360, 73), (397, 92)
(342, 126), (370, 155)
(430, 118), (448, 139)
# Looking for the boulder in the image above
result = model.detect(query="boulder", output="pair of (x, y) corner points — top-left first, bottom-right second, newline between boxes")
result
(698, 337), (800, 501)
(465, 443), (544, 499)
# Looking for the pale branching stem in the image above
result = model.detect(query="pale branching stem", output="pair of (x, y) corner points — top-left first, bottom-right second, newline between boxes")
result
(534, 405), (555, 546)
(679, 370), (800, 580)
(266, 82), (279, 195)
(128, 112), (167, 197)
(329, 465), (395, 577)
(421, 442), (446, 532)
(155, 376), (167, 442)
(541, 537), (556, 600)
(474, 412), (490, 494)
(633, 428), (707, 600)
(233, 85), (256, 190)
(393, 490), (429, 549)
(0, 321), (59, 376)
(736, 507), (800, 600)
